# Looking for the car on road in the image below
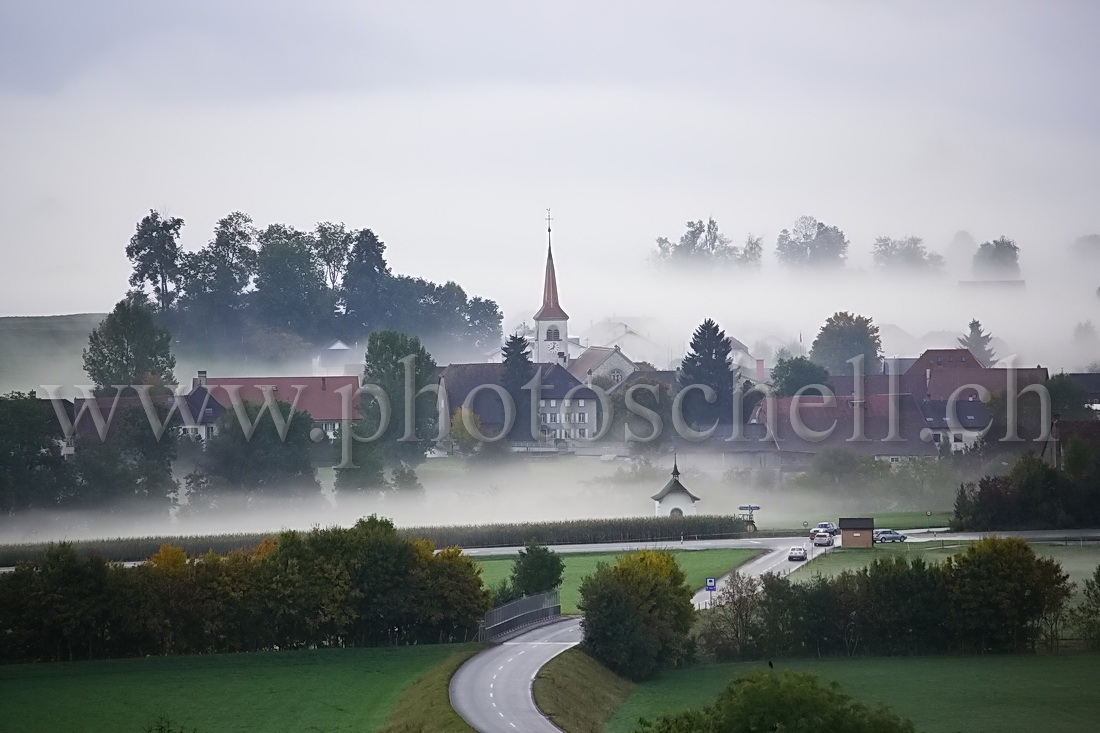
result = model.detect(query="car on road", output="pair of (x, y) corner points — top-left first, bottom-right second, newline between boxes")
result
(788, 546), (808, 561)
(812, 532), (834, 547)
(810, 522), (840, 537)
(873, 529), (908, 543)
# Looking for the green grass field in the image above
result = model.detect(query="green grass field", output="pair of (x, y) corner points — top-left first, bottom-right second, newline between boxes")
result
(0, 644), (479, 733)
(604, 654), (1100, 733)
(475, 548), (761, 614)
(790, 541), (1100, 598)
(866, 510), (953, 530)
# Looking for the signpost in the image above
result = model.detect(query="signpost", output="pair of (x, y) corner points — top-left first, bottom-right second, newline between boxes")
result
(705, 577), (717, 607)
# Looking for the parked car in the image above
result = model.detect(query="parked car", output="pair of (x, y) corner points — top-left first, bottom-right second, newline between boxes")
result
(812, 532), (834, 547)
(810, 522), (840, 538)
(788, 546), (808, 561)
(873, 529), (908, 543)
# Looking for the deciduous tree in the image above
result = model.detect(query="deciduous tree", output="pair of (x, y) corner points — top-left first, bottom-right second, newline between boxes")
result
(82, 299), (176, 394)
(126, 210), (184, 313)
(770, 356), (829, 397)
(775, 215), (848, 268)
(810, 311), (882, 375)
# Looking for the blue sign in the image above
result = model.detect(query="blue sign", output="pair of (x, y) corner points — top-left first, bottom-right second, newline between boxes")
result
(705, 577), (717, 592)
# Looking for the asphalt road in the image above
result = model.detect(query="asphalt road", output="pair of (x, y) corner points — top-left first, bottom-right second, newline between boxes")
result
(450, 616), (582, 733)
(451, 527), (1100, 731)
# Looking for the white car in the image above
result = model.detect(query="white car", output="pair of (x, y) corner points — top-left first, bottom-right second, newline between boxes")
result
(788, 546), (808, 561)
(812, 532), (834, 547)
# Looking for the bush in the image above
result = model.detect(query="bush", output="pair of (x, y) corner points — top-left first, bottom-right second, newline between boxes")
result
(636, 669), (914, 732)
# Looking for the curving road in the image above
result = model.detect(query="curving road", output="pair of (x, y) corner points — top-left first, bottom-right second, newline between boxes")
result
(451, 528), (1100, 731)
(450, 616), (582, 733)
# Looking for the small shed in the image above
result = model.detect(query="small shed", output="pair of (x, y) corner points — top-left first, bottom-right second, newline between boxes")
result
(651, 458), (700, 517)
(839, 517), (874, 548)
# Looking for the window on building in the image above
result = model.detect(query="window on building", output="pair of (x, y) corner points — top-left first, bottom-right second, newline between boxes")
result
(578, 399), (586, 407)
(546, 326), (560, 341)
(576, 413), (587, 423)
(539, 399), (546, 407)
(932, 433), (942, 443)
(936, 356), (942, 365)
(579, 428), (588, 438)
(891, 456), (900, 463)
(550, 399), (557, 407)
(953, 433), (963, 443)
(610, 369), (624, 383)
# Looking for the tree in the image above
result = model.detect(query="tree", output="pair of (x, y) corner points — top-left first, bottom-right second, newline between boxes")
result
(637, 670), (915, 732)
(696, 572), (763, 661)
(809, 311), (882, 375)
(740, 234), (763, 267)
(83, 299), (176, 394)
(775, 215), (848, 268)
(311, 221), (353, 291)
(972, 236), (1021, 278)
(72, 405), (178, 508)
(333, 422), (386, 493)
(678, 319), (736, 425)
(253, 223), (334, 339)
(341, 228), (391, 335)
(1068, 564), (1100, 651)
(770, 356), (830, 397)
(872, 236), (944, 271)
(177, 211), (258, 340)
(1046, 373), (1092, 420)
(361, 330), (439, 468)
(957, 319), (997, 366)
(0, 392), (73, 512)
(655, 219), (735, 263)
(126, 210), (184, 313)
(1073, 321), (1099, 349)
(192, 399), (319, 501)
(511, 541), (564, 597)
(450, 407), (482, 454)
(579, 550), (695, 681)
(501, 333), (535, 440)
(943, 536), (1071, 652)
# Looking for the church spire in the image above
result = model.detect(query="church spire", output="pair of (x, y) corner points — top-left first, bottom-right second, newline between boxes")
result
(534, 208), (569, 320)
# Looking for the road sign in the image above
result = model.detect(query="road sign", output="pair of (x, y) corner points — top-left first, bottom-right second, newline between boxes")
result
(705, 577), (717, 592)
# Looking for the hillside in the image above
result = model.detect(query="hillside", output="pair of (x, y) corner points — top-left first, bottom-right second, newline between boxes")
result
(0, 314), (106, 394)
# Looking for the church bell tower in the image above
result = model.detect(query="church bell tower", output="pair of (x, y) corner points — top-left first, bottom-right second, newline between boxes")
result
(533, 209), (569, 366)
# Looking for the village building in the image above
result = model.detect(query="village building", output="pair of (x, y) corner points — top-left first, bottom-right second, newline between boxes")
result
(839, 517), (874, 548)
(650, 458), (700, 517)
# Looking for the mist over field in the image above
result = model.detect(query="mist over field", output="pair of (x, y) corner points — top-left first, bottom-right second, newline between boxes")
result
(1, 2), (1098, 544)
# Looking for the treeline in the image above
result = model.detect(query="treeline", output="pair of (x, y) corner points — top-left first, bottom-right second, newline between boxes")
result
(697, 538), (1076, 659)
(0, 515), (753, 566)
(953, 449), (1100, 530)
(126, 210), (502, 363)
(0, 516), (490, 664)
(652, 215), (1092, 279)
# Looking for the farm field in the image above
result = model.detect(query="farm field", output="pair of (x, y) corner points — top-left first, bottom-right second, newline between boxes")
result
(604, 654), (1100, 733)
(475, 548), (761, 614)
(0, 643), (477, 733)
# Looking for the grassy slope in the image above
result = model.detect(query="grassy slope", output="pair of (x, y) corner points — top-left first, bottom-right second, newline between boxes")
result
(605, 655), (1100, 733)
(476, 549), (761, 614)
(0, 313), (105, 394)
(790, 542), (1100, 597)
(379, 644), (483, 733)
(0, 644), (477, 733)
(534, 649), (635, 733)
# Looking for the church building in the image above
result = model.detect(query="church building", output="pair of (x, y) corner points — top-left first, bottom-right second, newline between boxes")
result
(532, 215), (571, 366)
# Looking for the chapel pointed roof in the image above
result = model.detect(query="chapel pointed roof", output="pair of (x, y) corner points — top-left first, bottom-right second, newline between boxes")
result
(651, 457), (700, 502)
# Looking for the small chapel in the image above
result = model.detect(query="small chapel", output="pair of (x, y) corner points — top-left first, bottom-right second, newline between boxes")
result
(650, 457), (701, 517)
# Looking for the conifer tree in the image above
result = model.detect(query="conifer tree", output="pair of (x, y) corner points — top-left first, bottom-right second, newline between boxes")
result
(678, 319), (736, 424)
(501, 334), (536, 440)
(958, 319), (997, 366)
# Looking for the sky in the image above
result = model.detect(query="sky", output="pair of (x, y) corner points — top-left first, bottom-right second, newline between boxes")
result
(1, 1), (1099, 368)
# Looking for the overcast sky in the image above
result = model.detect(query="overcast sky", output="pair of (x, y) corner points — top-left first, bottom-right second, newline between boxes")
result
(2, 1), (1099, 347)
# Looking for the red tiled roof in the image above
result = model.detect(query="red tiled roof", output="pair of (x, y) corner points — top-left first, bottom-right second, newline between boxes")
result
(197, 376), (361, 422)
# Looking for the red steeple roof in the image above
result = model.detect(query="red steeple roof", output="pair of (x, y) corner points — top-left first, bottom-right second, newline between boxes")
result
(534, 234), (569, 321)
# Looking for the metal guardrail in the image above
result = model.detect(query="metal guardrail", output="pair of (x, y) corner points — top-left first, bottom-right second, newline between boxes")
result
(477, 589), (561, 641)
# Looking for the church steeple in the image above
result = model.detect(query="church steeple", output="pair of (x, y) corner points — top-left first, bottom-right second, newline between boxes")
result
(534, 210), (568, 321)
